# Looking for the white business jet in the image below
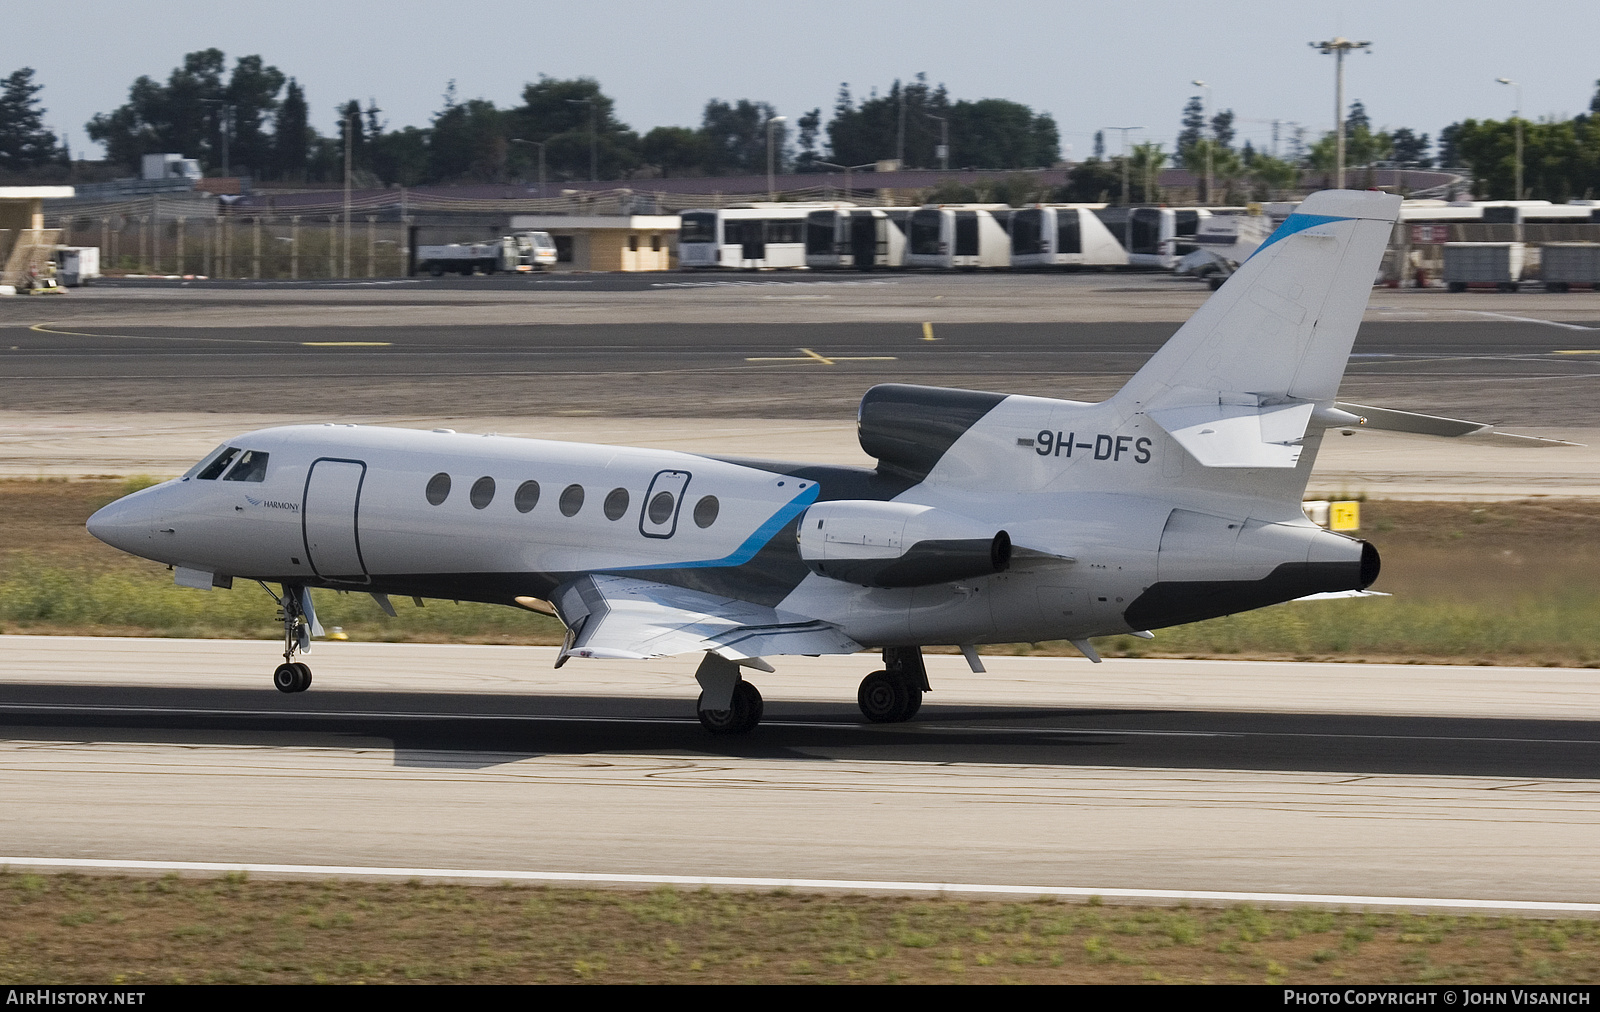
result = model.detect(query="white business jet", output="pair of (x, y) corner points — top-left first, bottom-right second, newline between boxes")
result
(86, 190), (1532, 733)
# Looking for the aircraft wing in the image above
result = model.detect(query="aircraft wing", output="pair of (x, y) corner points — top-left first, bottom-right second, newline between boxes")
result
(548, 574), (861, 666)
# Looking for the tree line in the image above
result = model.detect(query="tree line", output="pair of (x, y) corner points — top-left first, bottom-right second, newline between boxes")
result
(5, 54), (1600, 201)
(0, 54), (1059, 187)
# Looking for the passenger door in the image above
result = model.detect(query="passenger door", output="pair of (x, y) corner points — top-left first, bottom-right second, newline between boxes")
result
(302, 458), (370, 583)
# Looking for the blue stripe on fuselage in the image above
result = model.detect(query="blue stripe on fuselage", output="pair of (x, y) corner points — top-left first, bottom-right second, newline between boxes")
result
(1244, 212), (1351, 262)
(611, 482), (820, 572)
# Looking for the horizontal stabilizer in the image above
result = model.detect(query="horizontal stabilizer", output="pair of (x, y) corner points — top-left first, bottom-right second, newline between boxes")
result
(1332, 402), (1584, 447)
(1148, 399), (1313, 468)
(551, 574), (860, 663)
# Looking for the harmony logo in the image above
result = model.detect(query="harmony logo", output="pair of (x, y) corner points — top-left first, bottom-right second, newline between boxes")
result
(245, 496), (298, 511)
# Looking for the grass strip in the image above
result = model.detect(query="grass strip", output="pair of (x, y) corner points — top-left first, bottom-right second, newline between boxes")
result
(1, 871), (1597, 985)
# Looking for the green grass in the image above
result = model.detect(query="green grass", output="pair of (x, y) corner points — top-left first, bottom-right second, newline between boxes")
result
(4, 872), (1599, 984)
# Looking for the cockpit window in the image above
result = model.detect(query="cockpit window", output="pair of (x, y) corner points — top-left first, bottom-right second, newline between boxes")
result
(194, 446), (241, 480)
(222, 449), (270, 482)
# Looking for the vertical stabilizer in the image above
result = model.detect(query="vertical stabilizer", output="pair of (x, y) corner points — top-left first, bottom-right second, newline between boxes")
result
(1113, 190), (1400, 422)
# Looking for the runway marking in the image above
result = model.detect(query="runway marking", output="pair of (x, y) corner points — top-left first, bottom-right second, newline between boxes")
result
(27, 322), (280, 346)
(744, 348), (898, 366)
(922, 321), (939, 342)
(300, 341), (393, 347)
(1453, 310), (1600, 332)
(4, 856), (1598, 914)
(1554, 350), (1600, 355)
(652, 280), (895, 289)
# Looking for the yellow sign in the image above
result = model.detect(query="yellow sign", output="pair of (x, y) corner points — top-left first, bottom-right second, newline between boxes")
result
(1329, 500), (1360, 531)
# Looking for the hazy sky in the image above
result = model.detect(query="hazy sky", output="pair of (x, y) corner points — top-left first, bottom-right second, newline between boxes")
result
(12, 1), (1600, 164)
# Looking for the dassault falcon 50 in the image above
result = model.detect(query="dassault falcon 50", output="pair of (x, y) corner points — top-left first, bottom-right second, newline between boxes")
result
(87, 190), (1544, 732)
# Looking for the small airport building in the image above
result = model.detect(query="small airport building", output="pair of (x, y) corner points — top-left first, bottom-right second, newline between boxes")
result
(1, 186), (75, 291)
(509, 214), (679, 271)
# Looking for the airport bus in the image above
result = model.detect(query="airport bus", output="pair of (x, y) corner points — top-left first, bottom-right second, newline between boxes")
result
(1008, 205), (1129, 269)
(678, 204), (849, 269)
(804, 207), (914, 270)
(1092, 207), (1220, 269)
(904, 205), (1015, 269)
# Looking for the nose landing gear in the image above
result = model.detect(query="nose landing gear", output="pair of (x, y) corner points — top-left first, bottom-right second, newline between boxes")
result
(260, 582), (318, 693)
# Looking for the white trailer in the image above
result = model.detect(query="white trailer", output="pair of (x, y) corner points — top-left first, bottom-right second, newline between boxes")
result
(1443, 242), (1526, 292)
(804, 208), (913, 270)
(1093, 206), (1217, 269)
(1541, 243), (1600, 292)
(905, 205), (1013, 269)
(415, 231), (556, 276)
(1008, 206), (1127, 269)
(53, 246), (100, 287)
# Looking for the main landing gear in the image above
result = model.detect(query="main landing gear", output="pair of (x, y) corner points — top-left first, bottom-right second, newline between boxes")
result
(263, 582), (314, 694)
(857, 646), (928, 723)
(694, 653), (764, 734)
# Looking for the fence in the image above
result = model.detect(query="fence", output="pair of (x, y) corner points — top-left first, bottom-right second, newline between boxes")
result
(50, 210), (409, 279)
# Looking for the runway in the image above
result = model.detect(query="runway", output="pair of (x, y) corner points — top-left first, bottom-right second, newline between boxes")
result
(5, 637), (1600, 905)
(4, 278), (1600, 421)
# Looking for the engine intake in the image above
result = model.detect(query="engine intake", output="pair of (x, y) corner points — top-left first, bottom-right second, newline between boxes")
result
(797, 500), (1011, 588)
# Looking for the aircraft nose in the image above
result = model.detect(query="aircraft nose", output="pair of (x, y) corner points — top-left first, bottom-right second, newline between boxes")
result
(87, 485), (169, 555)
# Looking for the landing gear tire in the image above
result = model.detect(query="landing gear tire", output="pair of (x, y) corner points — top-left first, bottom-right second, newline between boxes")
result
(858, 670), (922, 723)
(273, 662), (311, 693)
(697, 679), (763, 734)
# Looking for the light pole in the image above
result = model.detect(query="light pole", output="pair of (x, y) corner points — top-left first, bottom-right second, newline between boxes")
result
(340, 105), (354, 278)
(1190, 80), (1213, 203)
(511, 138), (547, 196)
(1310, 37), (1372, 189)
(813, 160), (875, 203)
(766, 115), (788, 201)
(1104, 126), (1143, 205)
(923, 112), (950, 171)
(565, 98), (597, 182)
(1496, 77), (1524, 200)
(199, 99), (234, 177)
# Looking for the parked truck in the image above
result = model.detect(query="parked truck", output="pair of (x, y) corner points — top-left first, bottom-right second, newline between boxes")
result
(415, 231), (557, 276)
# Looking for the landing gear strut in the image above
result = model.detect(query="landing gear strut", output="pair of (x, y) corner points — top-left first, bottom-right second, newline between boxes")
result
(858, 646), (928, 723)
(263, 582), (314, 693)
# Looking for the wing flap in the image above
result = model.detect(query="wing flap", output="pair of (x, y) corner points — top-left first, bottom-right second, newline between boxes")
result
(550, 574), (860, 664)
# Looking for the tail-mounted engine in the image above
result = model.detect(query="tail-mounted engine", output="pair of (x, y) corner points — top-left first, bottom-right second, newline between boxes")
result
(797, 499), (1011, 588)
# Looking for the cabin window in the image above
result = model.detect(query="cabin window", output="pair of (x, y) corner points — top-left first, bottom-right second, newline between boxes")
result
(604, 487), (630, 521)
(426, 472), (451, 505)
(195, 447), (240, 480)
(514, 480), (540, 513)
(693, 495), (720, 528)
(650, 234), (661, 252)
(470, 476), (495, 509)
(559, 484), (585, 516)
(222, 450), (269, 482)
(628, 234), (639, 252)
(648, 491), (676, 525)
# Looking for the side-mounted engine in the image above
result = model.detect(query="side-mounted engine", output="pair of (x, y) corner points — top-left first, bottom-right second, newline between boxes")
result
(796, 499), (1011, 588)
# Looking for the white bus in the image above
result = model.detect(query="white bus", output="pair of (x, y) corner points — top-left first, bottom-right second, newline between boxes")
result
(1008, 206), (1128, 269)
(904, 205), (1015, 269)
(678, 204), (848, 269)
(804, 208), (914, 270)
(1092, 207), (1219, 269)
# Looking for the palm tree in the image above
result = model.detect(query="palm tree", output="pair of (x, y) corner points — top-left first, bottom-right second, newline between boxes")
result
(1129, 142), (1167, 203)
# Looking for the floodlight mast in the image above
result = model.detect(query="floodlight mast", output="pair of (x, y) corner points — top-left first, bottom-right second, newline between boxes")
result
(1497, 78), (1523, 200)
(1310, 37), (1372, 189)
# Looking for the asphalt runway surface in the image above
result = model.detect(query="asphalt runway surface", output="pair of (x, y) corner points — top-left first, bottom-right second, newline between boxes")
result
(7, 316), (1600, 422)
(5, 639), (1600, 903)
